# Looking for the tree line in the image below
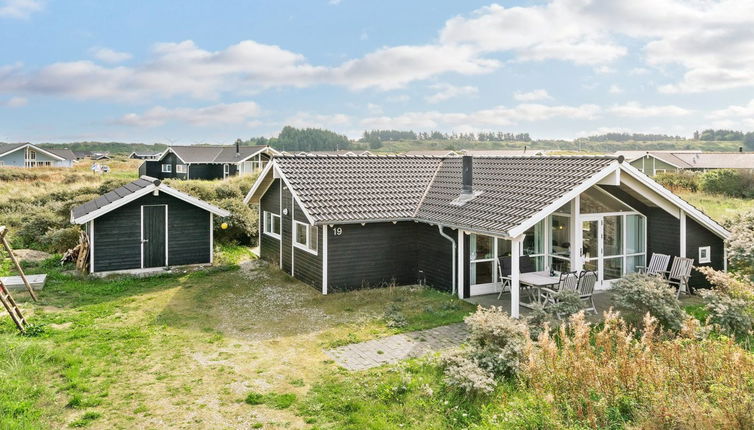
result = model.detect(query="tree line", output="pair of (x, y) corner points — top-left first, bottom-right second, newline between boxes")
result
(243, 126), (354, 152)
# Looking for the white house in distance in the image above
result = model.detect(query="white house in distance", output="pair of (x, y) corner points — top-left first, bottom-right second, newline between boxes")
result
(0, 143), (76, 168)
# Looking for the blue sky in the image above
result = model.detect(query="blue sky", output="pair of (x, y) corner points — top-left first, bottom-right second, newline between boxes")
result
(1, 0), (754, 143)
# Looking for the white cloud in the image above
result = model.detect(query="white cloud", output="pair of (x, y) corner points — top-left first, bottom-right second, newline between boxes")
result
(608, 85), (623, 94)
(629, 67), (650, 75)
(608, 101), (691, 118)
(426, 83), (478, 103)
(361, 103), (600, 129)
(90, 47), (133, 64)
(117, 102), (261, 127)
(513, 89), (552, 102)
(0, 0), (43, 19)
(707, 99), (754, 127)
(366, 103), (382, 114)
(1, 96), (27, 107)
(386, 94), (410, 103)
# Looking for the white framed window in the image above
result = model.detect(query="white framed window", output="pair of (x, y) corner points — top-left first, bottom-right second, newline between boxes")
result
(263, 211), (281, 239)
(294, 220), (318, 254)
(161, 164), (172, 173)
(176, 164), (187, 173)
(698, 246), (711, 264)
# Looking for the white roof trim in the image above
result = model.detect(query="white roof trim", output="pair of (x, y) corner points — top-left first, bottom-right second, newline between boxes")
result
(274, 164), (316, 225)
(157, 147), (189, 164)
(243, 161), (275, 204)
(0, 143), (67, 161)
(72, 180), (230, 224)
(235, 146), (281, 163)
(619, 163), (729, 239)
(508, 162), (620, 237)
(72, 184), (157, 224)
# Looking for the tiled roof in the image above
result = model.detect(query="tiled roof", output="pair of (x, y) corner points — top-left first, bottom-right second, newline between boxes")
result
(270, 155), (618, 236)
(614, 150), (754, 169)
(46, 148), (77, 161)
(71, 177), (155, 219)
(415, 157), (615, 235)
(275, 156), (444, 222)
(0, 143), (25, 157)
(167, 145), (269, 163)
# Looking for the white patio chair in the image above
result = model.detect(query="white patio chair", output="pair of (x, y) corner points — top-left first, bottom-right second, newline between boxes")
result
(636, 253), (671, 276)
(659, 257), (695, 297)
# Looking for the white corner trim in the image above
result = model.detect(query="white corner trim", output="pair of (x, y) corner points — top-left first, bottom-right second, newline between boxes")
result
(322, 225), (328, 294)
(210, 212), (214, 264)
(680, 210), (687, 258)
(619, 163), (730, 239)
(509, 162), (620, 238)
(89, 220), (95, 274)
(243, 161), (275, 204)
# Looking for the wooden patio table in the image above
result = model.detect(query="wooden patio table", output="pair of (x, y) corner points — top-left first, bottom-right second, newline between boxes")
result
(519, 271), (560, 309)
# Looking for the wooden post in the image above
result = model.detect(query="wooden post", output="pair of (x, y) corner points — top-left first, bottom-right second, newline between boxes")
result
(511, 235), (522, 318)
(0, 226), (38, 301)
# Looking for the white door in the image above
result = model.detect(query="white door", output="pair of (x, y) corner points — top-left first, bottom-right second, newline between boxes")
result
(223, 164), (230, 179)
(469, 234), (498, 296)
(581, 215), (624, 289)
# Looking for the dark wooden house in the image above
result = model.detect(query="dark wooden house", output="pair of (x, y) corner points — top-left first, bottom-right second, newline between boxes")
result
(71, 176), (230, 274)
(244, 155), (730, 317)
(139, 142), (280, 180)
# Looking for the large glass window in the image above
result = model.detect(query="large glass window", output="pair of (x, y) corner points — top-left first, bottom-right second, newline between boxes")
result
(625, 215), (645, 254)
(550, 214), (571, 272)
(522, 219), (546, 270)
(580, 187), (632, 213)
(603, 215), (622, 257)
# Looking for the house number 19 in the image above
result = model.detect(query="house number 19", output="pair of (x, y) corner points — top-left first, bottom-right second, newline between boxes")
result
(332, 227), (343, 236)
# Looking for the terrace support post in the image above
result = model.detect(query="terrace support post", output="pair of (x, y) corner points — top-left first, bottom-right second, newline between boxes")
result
(510, 235), (523, 318)
(0, 226), (38, 301)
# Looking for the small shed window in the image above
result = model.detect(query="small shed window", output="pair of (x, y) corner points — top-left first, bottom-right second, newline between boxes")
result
(294, 221), (318, 254)
(161, 164), (172, 173)
(263, 211), (281, 238)
(176, 164), (187, 173)
(698, 246), (711, 264)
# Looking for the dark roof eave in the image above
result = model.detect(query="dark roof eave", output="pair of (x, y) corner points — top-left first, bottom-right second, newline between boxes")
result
(312, 216), (513, 239)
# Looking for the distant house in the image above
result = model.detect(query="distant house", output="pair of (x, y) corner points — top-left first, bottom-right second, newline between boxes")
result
(290, 150), (374, 156)
(0, 143), (76, 168)
(129, 151), (162, 160)
(403, 150), (459, 157)
(139, 141), (280, 180)
(459, 148), (547, 156)
(70, 176), (230, 274)
(90, 153), (111, 160)
(244, 154), (728, 318)
(616, 150), (754, 175)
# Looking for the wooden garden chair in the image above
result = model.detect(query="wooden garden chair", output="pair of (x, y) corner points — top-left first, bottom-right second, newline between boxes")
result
(636, 253), (671, 276)
(540, 271), (579, 309)
(659, 257), (695, 297)
(576, 270), (598, 314)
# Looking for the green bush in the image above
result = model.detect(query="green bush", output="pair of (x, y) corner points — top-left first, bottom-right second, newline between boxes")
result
(14, 208), (68, 249)
(39, 226), (81, 253)
(699, 169), (754, 198)
(549, 289), (584, 319)
(654, 171), (699, 191)
(441, 306), (528, 395)
(699, 290), (754, 338)
(612, 273), (687, 331)
(212, 198), (258, 245)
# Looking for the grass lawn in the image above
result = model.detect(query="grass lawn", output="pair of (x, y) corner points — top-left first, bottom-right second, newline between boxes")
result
(676, 190), (754, 223)
(0, 259), (473, 429)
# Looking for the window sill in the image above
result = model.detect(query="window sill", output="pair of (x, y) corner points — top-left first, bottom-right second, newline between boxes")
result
(294, 242), (318, 255)
(264, 232), (281, 240)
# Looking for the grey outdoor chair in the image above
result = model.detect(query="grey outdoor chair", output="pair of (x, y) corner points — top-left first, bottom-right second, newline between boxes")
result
(660, 257), (695, 297)
(540, 271), (578, 309)
(636, 253), (671, 276)
(576, 270), (598, 314)
(496, 255), (537, 300)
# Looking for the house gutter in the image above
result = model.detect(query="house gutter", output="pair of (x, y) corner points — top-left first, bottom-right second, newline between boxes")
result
(437, 224), (457, 295)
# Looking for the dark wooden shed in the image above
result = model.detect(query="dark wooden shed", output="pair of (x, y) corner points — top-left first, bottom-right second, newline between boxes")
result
(70, 176), (230, 274)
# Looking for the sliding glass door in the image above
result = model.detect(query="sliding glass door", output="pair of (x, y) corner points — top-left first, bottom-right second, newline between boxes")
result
(581, 213), (645, 288)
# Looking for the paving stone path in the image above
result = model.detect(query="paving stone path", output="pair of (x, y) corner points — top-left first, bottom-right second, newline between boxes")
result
(325, 323), (469, 371)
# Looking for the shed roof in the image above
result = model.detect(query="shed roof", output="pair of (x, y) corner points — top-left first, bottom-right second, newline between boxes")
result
(616, 150), (754, 169)
(71, 176), (230, 224)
